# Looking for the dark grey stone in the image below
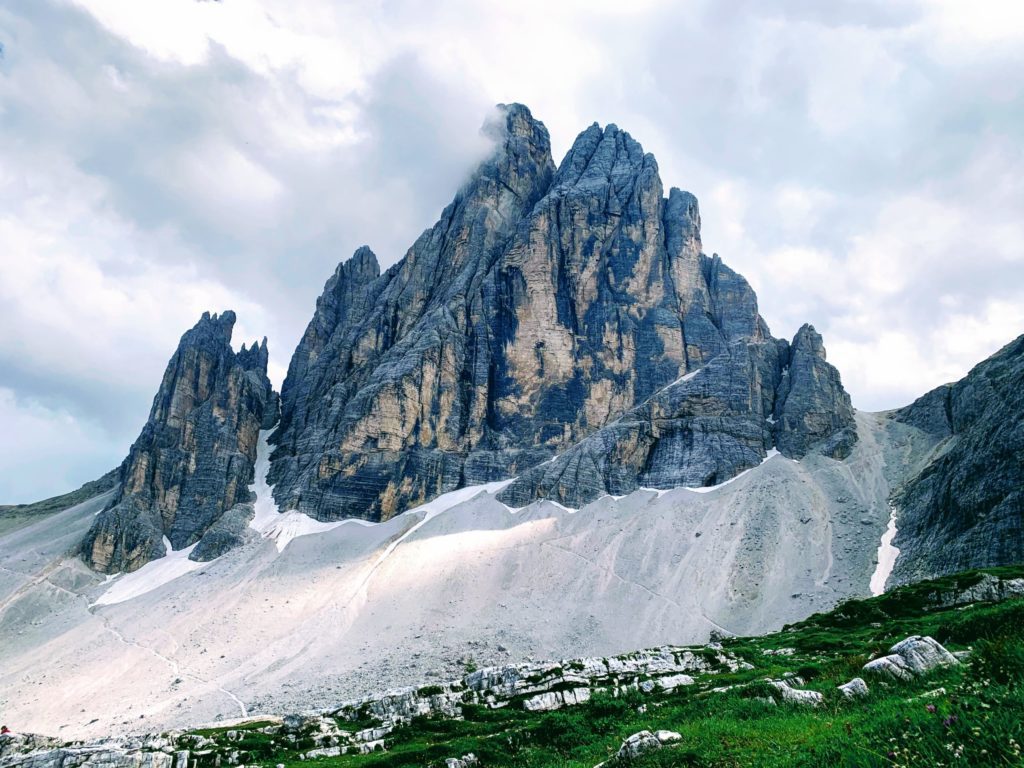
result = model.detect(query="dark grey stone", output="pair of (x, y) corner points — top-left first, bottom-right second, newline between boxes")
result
(774, 324), (857, 460)
(268, 104), (857, 522)
(80, 311), (275, 573)
(891, 334), (1024, 583)
(190, 502), (257, 562)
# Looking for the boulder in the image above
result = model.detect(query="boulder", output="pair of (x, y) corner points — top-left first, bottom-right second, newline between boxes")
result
(838, 677), (869, 698)
(863, 636), (959, 681)
(769, 680), (823, 706)
(610, 730), (681, 763)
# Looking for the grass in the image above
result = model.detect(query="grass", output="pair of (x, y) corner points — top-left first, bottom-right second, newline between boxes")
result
(174, 567), (1024, 768)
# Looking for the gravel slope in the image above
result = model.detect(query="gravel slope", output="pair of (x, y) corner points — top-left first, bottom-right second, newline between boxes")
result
(0, 412), (936, 740)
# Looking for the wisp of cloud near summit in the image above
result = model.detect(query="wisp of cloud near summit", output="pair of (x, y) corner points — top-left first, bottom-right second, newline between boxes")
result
(0, 0), (1022, 502)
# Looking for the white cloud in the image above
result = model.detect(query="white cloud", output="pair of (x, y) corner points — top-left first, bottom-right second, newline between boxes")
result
(0, 388), (125, 504)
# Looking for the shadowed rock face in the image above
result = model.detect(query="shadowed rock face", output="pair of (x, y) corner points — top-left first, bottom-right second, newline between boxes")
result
(774, 324), (857, 460)
(80, 311), (275, 573)
(891, 334), (1024, 584)
(270, 103), (857, 522)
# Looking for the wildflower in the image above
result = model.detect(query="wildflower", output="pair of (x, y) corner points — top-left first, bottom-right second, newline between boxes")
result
(926, 704), (937, 713)
(943, 715), (958, 729)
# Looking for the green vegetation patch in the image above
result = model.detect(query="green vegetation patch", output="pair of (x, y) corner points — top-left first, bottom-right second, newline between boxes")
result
(186, 568), (1024, 767)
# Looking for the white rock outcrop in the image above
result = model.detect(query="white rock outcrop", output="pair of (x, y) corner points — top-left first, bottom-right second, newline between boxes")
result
(838, 677), (869, 698)
(333, 646), (736, 726)
(863, 636), (958, 681)
(610, 729), (681, 762)
(769, 680), (823, 706)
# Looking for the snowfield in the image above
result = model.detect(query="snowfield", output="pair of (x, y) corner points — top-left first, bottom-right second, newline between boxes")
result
(93, 538), (205, 607)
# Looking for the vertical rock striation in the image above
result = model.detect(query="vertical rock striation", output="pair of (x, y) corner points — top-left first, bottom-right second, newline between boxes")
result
(891, 334), (1024, 583)
(269, 103), (857, 522)
(774, 324), (857, 460)
(81, 311), (275, 573)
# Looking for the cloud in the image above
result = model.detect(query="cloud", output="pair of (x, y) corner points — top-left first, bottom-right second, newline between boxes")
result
(0, 0), (1022, 500)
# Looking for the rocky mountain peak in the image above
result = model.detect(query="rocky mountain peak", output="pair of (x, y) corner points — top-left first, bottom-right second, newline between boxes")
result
(553, 121), (656, 196)
(345, 245), (381, 280)
(891, 333), (1024, 583)
(267, 103), (857, 523)
(80, 310), (275, 573)
(773, 323), (856, 460)
(237, 337), (269, 372)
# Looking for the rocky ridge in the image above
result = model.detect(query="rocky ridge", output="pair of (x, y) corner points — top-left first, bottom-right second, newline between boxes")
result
(890, 333), (1024, 583)
(0, 624), (979, 768)
(0, 641), (759, 768)
(268, 103), (856, 522)
(80, 312), (276, 573)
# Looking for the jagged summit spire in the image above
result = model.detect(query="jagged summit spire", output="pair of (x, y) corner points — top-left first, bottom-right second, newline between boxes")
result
(488, 102), (549, 144)
(339, 245), (380, 281)
(268, 102), (856, 524)
(81, 309), (275, 574)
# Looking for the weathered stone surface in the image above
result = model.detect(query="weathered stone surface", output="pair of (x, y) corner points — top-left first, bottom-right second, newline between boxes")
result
(499, 338), (782, 507)
(189, 502), (257, 562)
(774, 324), (856, 460)
(80, 312), (275, 573)
(0, 744), (171, 768)
(891, 334), (1024, 583)
(269, 103), (856, 522)
(611, 730), (680, 762)
(769, 679), (823, 706)
(498, 324), (854, 508)
(838, 677), (869, 698)
(332, 644), (739, 728)
(268, 104), (557, 522)
(863, 636), (958, 681)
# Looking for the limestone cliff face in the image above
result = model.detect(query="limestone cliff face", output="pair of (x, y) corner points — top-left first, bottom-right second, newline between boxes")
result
(269, 104), (857, 522)
(774, 324), (857, 460)
(81, 312), (275, 573)
(891, 334), (1024, 583)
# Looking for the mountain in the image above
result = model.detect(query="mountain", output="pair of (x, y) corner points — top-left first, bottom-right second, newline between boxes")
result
(0, 103), (1022, 743)
(889, 333), (1024, 584)
(80, 311), (277, 573)
(268, 103), (855, 523)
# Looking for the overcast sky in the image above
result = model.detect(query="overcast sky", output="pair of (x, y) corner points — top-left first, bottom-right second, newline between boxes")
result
(1, 0), (1022, 503)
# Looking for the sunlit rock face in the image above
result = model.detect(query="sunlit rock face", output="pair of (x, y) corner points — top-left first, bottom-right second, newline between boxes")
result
(81, 311), (275, 573)
(268, 103), (856, 522)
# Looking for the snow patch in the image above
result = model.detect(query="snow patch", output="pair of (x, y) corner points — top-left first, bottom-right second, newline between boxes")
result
(402, 479), (517, 521)
(638, 487), (671, 498)
(248, 429), (282, 534)
(677, 369), (701, 384)
(93, 541), (204, 607)
(249, 430), (517, 553)
(246, 430), (368, 552)
(684, 449), (780, 494)
(869, 505), (900, 596)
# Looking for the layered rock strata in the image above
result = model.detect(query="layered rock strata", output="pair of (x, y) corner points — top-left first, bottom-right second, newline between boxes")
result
(269, 103), (856, 522)
(80, 312), (275, 573)
(890, 334), (1024, 583)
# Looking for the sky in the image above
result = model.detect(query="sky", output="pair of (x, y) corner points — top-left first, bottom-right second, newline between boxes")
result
(1, 0), (1022, 503)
